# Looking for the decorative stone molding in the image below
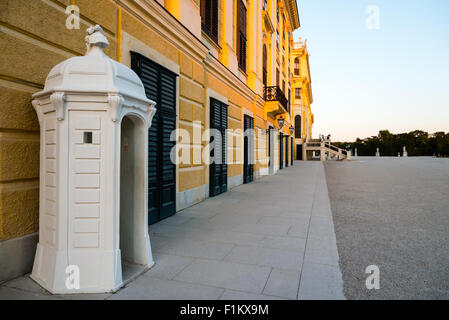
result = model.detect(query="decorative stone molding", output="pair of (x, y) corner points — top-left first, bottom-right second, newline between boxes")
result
(50, 92), (66, 121)
(108, 93), (125, 122)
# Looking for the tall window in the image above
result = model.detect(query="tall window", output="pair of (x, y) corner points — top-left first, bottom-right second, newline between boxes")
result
(237, 0), (247, 72)
(263, 45), (267, 87)
(282, 80), (285, 94)
(201, 0), (219, 43)
(295, 115), (302, 138)
(276, 29), (279, 47)
(276, 68), (279, 86)
(294, 58), (300, 75)
(288, 88), (291, 110)
(295, 88), (301, 99)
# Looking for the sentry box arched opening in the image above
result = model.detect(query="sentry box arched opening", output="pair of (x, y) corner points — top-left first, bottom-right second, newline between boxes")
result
(30, 25), (156, 293)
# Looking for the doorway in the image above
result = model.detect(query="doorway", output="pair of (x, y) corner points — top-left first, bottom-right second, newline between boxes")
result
(296, 144), (303, 160)
(210, 98), (228, 197)
(291, 137), (294, 165)
(268, 126), (274, 174)
(243, 114), (254, 183)
(131, 52), (177, 225)
(120, 115), (147, 280)
(285, 136), (289, 168)
(279, 132), (284, 169)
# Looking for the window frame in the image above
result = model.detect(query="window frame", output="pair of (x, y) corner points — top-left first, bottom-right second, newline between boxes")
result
(201, 0), (219, 44)
(295, 87), (301, 99)
(294, 57), (300, 76)
(237, 0), (247, 72)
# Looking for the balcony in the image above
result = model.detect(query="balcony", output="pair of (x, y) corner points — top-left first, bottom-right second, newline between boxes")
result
(263, 86), (289, 116)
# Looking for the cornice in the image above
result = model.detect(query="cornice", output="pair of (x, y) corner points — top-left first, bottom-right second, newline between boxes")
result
(281, 0), (300, 30)
(204, 55), (256, 104)
(116, 0), (209, 64)
(263, 11), (275, 34)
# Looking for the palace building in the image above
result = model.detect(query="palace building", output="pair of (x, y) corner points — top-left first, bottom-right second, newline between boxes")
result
(291, 39), (314, 160)
(0, 0), (311, 284)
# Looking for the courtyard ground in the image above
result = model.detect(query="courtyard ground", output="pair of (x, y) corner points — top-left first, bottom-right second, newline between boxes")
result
(0, 162), (344, 300)
(325, 157), (449, 299)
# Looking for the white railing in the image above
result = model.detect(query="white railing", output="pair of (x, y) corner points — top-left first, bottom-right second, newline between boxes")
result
(303, 140), (351, 161)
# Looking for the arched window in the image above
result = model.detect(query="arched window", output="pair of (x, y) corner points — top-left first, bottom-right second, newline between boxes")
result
(295, 115), (302, 138)
(263, 45), (267, 87)
(294, 57), (299, 75)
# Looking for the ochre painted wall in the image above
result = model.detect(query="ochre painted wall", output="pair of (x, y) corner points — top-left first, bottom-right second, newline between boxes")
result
(0, 0), (118, 242)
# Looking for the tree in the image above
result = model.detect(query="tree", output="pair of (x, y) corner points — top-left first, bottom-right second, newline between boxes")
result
(335, 130), (449, 157)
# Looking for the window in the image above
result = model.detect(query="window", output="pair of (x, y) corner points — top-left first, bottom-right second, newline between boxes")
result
(262, 0), (267, 11)
(282, 80), (285, 94)
(210, 98), (228, 197)
(294, 58), (300, 75)
(276, 29), (279, 47)
(288, 88), (291, 110)
(263, 45), (267, 87)
(276, 68), (279, 86)
(201, 0), (219, 43)
(237, 0), (247, 72)
(295, 88), (301, 99)
(295, 115), (302, 138)
(131, 52), (178, 223)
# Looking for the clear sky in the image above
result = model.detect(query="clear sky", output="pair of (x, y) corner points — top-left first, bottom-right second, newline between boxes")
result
(293, 0), (449, 141)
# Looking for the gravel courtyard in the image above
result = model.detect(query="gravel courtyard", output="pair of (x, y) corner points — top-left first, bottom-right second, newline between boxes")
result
(324, 157), (449, 299)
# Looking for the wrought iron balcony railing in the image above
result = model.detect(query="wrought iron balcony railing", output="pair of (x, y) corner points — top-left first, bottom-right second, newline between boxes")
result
(264, 86), (289, 112)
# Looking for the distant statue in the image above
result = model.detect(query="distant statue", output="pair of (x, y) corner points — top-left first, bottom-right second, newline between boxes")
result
(398, 152), (401, 157)
(354, 148), (358, 157)
(403, 146), (408, 157)
(375, 147), (380, 157)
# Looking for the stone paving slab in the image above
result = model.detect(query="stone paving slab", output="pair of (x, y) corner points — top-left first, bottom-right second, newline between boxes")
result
(219, 289), (286, 300)
(224, 245), (303, 270)
(263, 268), (301, 299)
(154, 237), (234, 260)
(0, 161), (344, 300)
(174, 259), (271, 294)
(144, 253), (194, 280)
(298, 262), (345, 300)
(108, 276), (224, 300)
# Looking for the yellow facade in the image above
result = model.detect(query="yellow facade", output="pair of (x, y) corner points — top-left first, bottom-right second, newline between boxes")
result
(291, 39), (313, 159)
(0, 0), (303, 281)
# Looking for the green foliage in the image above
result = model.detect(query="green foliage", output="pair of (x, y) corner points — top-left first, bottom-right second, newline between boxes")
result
(334, 130), (449, 157)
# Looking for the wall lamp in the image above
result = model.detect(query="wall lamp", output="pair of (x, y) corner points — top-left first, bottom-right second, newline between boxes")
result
(289, 125), (294, 135)
(277, 116), (285, 128)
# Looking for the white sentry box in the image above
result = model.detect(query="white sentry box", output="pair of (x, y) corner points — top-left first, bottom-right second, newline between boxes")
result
(30, 25), (156, 294)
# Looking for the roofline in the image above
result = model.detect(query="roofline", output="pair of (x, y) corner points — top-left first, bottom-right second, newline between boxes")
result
(285, 0), (300, 30)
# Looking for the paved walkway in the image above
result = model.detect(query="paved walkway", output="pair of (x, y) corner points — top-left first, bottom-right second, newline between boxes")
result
(325, 157), (449, 299)
(0, 162), (344, 300)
